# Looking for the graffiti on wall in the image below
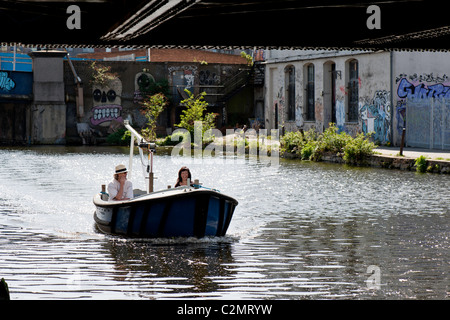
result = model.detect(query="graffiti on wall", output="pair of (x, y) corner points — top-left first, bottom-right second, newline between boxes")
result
(335, 100), (345, 132)
(0, 71), (15, 91)
(90, 77), (123, 127)
(168, 65), (197, 101)
(397, 77), (450, 100)
(133, 72), (155, 104)
(0, 71), (33, 96)
(360, 90), (391, 143)
(184, 70), (195, 90)
(199, 70), (219, 85)
(168, 65), (197, 91)
(395, 74), (450, 134)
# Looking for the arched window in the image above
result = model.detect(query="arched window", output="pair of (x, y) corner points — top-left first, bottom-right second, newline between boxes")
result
(323, 61), (337, 127)
(285, 65), (295, 121)
(305, 64), (315, 121)
(347, 59), (359, 122)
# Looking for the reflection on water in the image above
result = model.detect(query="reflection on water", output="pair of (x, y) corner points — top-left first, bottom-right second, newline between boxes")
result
(0, 146), (448, 299)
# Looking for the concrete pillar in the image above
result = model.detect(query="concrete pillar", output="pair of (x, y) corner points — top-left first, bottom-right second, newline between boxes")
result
(28, 50), (67, 144)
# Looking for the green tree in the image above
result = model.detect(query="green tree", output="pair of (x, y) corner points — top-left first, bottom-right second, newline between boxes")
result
(177, 89), (217, 138)
(90, 62), (118, 86)
(140, 93), (168, 141)
(240, 51), (254, 66)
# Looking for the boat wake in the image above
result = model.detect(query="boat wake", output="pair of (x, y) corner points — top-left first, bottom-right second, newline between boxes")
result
(101, 232), (238, 246)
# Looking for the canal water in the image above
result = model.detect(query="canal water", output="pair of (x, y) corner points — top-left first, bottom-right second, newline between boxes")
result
(0, 146), (448, 299)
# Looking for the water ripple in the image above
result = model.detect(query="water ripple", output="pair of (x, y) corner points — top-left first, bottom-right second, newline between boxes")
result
(0, 147), (448, 299)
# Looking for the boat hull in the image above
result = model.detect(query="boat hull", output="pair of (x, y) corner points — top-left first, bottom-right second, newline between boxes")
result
(93, 188), (238, 238)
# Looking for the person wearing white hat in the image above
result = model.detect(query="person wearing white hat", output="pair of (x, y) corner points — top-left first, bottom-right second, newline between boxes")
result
(107, 164), (133, 201)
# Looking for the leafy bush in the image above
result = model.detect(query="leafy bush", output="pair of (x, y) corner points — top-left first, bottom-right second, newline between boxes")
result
(280, 123), (375, 164)
(177, 90), (217, 139)
(415, 155), (427, 173)
(140, 93), (168, 141)
(343, 132), (375, 164)
(106, 128), (131, 146)
(319, 124), (351, 154)
(159, 130), (191, 146)
(90, 62), (118, 86)
(301, 141), (316, 160)
(240, 51), (254, 66)
(280, 131), (304, 154)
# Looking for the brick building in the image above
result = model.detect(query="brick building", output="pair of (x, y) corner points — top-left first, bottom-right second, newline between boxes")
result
(77, 48), (248, 65)
(0, 48), (257, 144)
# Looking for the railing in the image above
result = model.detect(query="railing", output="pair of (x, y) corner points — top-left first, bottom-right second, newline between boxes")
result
(171, 85), (225, 106)
(218, 68), (251, 101)
(170, 68), (252, 107)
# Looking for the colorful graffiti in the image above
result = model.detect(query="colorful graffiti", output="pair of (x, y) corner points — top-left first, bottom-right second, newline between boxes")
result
(0, 71), (32, 96)
(360, 90), (391, 143)
(0, 71), (15, 91)
(168, 65), (197, 103)
(335, 100), (345, 132)
(395, 74), (450, 134)
(397, 77), (450, 100)
(90, 77), (123, 127)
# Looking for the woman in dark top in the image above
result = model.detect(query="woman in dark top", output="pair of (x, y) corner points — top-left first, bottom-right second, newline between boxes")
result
(175, 166), (192, 187)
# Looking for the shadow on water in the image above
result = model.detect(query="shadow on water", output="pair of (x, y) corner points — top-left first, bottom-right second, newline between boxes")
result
(102, 237), (236, 298)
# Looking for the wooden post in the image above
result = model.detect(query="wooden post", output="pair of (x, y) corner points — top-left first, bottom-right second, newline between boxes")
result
(430, 98), (434, 149)
(149, 172), (154, 193)
(101, 184), (107, 200)
(129, 131), (134, 179)
(148, 149), (154, 193)
(399, 127), (406, 156)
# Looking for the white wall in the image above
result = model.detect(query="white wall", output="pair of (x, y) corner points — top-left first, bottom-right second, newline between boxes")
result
(265, 50), (450, 146)
(264, 50), (391, 140)
(392, 51), (450, 145)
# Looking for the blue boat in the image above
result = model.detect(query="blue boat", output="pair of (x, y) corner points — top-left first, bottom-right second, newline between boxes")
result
(93, 121), (238, 238)
(93, 186), (238, 238)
